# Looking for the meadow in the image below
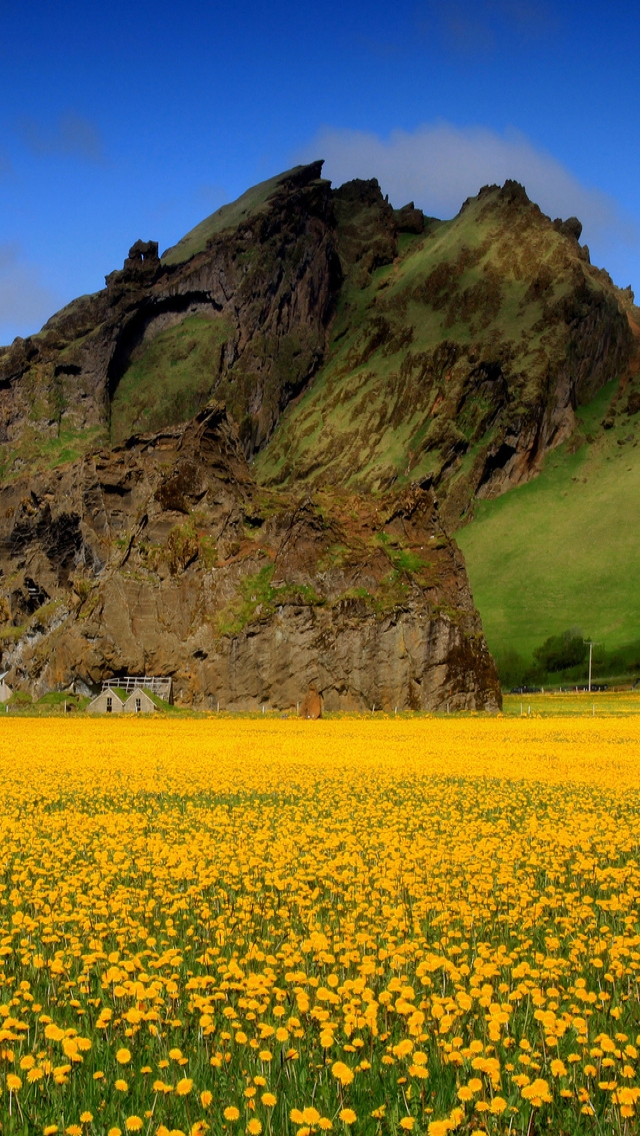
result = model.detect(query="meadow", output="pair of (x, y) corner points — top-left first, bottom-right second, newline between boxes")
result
(457, 379), (640, 670)
(1, 717), (640, 1136)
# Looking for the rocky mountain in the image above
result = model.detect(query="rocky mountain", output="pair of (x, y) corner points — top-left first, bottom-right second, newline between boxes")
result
(0, 159), (634, 709)
(255, 180), (635, 528)
(0, 405), (499, 711)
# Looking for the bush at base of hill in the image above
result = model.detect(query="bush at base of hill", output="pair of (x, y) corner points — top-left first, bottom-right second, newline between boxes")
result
(533, 629), (589, 673)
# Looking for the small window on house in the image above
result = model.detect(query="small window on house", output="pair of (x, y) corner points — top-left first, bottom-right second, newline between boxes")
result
(106, 697), (112, 713)
(135, 697), (141, 713)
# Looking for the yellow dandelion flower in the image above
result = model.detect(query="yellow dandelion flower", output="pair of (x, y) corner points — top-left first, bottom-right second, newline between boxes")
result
(551, 1059), (568, 1077)
(261, 1093), (277, 1107)
(7, 1074), (22, 1091)
(393, 1040), (414, 1058)
(247, 1122), (262, 1135)
(331, 1061), (354, 1086)
(176, 1078), (193, 1096)
(339, 1110), (356, 1125)
(80, 1114), (93, 1124)
(521, 1079), (552, 1107)
(223, 1108), (240, 1122)
(200, 1090), (213, 1107)
(115, 1078), (129, 1091)
(116, 1048), (132, 1064)
(125, 1118), (143, 1132)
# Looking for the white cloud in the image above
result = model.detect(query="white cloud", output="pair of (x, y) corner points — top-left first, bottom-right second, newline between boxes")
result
(18, 111), (106, 164)
(0, 243), (61, 344)
(415, 0), (557, 55)
(298, 123), (633, 246)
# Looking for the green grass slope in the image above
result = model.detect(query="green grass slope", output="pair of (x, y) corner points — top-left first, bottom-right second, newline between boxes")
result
(110, 314), (232, 444)
(456, 377), (640, 670)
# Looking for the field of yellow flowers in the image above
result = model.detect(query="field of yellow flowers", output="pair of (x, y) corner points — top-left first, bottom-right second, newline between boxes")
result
(1, 717), (640, 1136)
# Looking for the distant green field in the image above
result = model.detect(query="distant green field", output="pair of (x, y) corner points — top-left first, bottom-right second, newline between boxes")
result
(502, 691), (640, 716)
(457, 378), (640, 670)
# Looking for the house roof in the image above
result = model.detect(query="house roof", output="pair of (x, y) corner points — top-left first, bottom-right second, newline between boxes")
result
(89, 689), (124, 706)
(124, 689), (156, 706)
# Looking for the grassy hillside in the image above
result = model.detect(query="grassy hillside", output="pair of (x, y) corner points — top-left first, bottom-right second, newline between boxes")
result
(457, 376), (640, 674)
(110, 314), (232, 444)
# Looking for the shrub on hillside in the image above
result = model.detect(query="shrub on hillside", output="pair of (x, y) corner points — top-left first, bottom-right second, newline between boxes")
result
(533, 629), (588, 673)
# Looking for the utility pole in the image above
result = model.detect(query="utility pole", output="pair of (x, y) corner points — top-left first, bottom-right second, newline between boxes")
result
(586, 641), (598, 693)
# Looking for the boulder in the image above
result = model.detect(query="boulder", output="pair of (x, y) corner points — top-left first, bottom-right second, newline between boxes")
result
(395, 202), (425, 234)
(299, 687), (322, 719)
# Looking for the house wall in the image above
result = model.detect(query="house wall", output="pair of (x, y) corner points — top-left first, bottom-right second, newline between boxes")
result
(123, 690), (156, 714)
(88, 691), (124, 714)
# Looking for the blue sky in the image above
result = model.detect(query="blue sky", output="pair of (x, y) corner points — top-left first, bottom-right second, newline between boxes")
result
(1, 0), (638, 343)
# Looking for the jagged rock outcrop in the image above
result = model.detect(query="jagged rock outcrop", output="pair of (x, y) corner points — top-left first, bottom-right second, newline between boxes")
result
(0, 404), (500, 711)
(256, 179), (635, 528)
(0, 163), (344, 463)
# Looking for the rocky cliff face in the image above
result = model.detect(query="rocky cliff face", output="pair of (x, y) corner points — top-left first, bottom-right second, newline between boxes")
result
(0, 405), (500, 711)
